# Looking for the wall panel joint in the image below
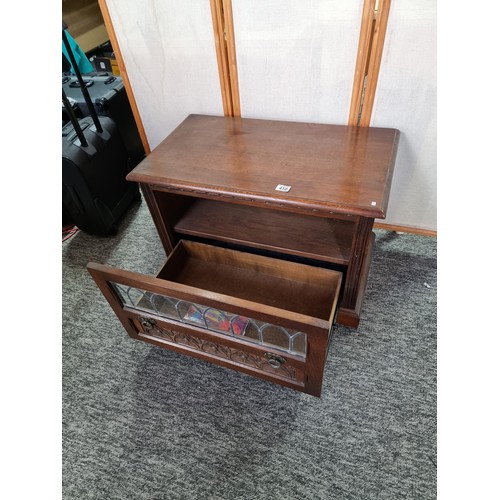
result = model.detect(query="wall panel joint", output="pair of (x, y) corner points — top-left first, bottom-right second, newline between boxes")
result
(349, 0), (392, 127)
(209, 0), (240, 117)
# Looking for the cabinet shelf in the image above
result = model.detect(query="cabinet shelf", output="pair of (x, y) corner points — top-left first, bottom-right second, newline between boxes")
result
(173, 198), (354, 265)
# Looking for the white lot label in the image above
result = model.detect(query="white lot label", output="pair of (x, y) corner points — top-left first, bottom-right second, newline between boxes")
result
(275, 184), (291, 192)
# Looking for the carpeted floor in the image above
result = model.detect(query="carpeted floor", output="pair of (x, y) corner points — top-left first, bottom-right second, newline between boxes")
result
(62, 199), (437, 500)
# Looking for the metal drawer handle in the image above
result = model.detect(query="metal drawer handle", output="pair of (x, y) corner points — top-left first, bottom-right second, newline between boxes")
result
(265, 352), (286, 369)
(139, 316), (156, 331)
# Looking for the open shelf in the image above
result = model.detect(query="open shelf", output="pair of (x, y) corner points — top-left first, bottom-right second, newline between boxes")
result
(171, 198), (354, 265)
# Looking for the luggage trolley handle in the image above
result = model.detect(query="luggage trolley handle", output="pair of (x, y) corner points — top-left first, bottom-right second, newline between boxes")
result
(62, 89), (88, 147)
(62, 21), (103, 133)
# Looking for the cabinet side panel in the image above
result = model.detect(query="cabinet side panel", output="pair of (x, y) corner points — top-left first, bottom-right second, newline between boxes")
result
(140, 184), (175, 255)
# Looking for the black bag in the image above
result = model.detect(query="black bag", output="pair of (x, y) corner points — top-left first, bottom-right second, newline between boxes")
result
(62, 22), (140, 235)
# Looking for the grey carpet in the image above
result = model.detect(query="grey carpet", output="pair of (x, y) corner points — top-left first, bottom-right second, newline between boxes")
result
(62, 199), (437, 500)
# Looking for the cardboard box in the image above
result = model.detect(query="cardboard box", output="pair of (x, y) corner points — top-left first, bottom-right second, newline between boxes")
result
(91, 56), (120, 76)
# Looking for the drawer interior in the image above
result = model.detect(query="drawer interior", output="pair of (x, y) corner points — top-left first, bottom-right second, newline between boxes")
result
(157, 240), (342, 321)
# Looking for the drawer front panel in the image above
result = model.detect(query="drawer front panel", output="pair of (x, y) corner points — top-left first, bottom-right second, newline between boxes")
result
(136, 315), (303, 383)
(112, 282), (308, 357)
(87, 239), (339, 396)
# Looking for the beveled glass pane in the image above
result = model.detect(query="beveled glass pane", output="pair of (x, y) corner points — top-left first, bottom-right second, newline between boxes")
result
(179, 302), (206, 327)
(290, 332), (307, 356)
(261, 324), (291, 351)
(150, 294), (178, 319)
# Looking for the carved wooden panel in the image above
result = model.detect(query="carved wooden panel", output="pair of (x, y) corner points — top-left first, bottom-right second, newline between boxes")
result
(139, 316), (298, 381)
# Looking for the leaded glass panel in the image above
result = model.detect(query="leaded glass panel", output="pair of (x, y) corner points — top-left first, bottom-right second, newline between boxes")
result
(111, 283), (307, 357)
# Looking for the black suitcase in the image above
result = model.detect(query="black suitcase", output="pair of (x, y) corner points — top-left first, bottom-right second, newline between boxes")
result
(61, 84), (82, 127)
(62, 73), (145, 168)
(62, 23), (140, 236)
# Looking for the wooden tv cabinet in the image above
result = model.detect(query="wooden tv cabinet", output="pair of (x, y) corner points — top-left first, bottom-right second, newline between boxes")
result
(88, 114), (399, 396)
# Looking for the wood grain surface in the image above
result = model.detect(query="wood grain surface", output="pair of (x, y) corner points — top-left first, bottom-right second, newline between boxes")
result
(128, 114), (399, 218)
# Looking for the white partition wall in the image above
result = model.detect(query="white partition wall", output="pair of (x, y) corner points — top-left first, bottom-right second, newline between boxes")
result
(232, 0), (363, 124)
(105, 0), (223, 151)
(103, 0), (436, 232)
(370, 0), (437, 231)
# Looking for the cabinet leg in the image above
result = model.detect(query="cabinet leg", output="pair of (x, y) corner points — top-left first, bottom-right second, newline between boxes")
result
(337, 217), (375, 327)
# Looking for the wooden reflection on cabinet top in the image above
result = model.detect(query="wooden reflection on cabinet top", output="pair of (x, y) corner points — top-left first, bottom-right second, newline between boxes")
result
(127, 114), (399, 218)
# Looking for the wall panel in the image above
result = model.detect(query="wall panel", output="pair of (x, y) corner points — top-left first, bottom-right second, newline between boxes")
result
(104, 0), (436, 231)
(232, 0), (363, 124)
(370, 0), (437, 231)
(105, 0), (223, 151)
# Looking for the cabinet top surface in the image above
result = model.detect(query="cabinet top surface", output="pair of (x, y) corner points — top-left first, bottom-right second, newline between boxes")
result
(128, 114), (400, 218)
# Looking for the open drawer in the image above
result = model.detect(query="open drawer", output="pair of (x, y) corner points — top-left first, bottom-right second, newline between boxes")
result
(87, 240), (342, 396)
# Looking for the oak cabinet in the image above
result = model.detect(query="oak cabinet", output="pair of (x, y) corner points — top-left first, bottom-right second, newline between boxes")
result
(88, 114), (399, 396)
